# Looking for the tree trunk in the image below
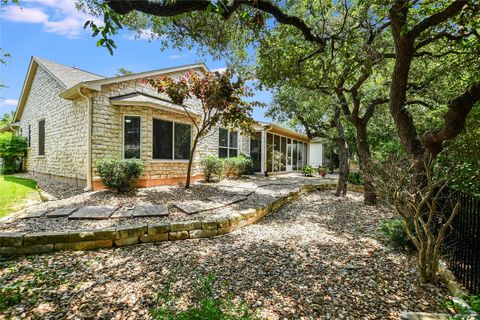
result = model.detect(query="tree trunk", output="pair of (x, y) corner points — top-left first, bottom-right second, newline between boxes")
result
(336, 138), (349, 197)
(332, 106), (349, 197)
(185, 135), (200, 189)
(355, 121), (377, 205)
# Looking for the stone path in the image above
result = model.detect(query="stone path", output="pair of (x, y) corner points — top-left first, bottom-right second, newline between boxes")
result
(14, 176), (326, 221)
(69, 206), (118, 220)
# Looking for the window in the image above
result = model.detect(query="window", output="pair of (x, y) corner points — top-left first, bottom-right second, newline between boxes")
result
(28, 125), (31, 148)
(218, 128), (238, 158)
(38, 119), (45, 156)
(124, 116), (141, 159)
(153, 119), (191, 160)
(174, 122), (191, 160)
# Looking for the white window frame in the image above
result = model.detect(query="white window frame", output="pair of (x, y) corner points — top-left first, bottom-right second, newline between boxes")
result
(122, 114), (142, 160)
(151, 117), (192, 162)
(218, 128), (239, 158)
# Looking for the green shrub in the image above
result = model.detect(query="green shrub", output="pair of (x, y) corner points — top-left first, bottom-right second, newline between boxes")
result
(347, 172), (363, 185)
(150, 275), (257, 320)
(466, 295), (480, 313)
(0, 133), (27, 174)
(240, 154), (255, 175)
(379, 219), (415, 251)
(303, 165), (315, 177)
(201, 156), (224, 182)
(223, 156), (253, 178)
(96, 159), (144, 192)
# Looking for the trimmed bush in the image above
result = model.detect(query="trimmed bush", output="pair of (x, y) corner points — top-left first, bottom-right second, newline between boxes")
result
(223, 156), (253, 178)
(303, 165), (315, 177)
(96, 159), (144, 192)
(379, 219), (415, 251)
(200, 156), (224, 182)
(241, 154), (255, 175)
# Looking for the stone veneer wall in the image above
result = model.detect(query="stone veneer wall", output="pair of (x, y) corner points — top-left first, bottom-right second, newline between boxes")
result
(88, 74), (253, 188)
(17, 67), (88, 186)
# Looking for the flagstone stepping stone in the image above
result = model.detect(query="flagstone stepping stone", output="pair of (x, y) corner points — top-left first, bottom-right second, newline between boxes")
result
(46, 207), (77, 218)
(217, 186), (255, 196)
(174, 200), (225, 214)
(19, 210), (47, 219)
(69, 206), (117, 220)
(208, 195), (247, 205)
(110, 209), (133, 218)
(133, 204), (169, 217)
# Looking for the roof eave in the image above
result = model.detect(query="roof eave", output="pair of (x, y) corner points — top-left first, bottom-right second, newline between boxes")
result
(13, 57), (38, 122)
(59, 83), (100, 100)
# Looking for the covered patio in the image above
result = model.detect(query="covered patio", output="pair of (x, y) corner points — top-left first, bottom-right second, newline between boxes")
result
(249, 122), (310, 174)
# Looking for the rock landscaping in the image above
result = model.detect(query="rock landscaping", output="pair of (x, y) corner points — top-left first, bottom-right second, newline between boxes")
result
(0, 190), (449, 319)
(0, 175), (340, 255)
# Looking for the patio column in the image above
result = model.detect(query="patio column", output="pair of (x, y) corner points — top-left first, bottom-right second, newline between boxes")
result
(261, 129), (267, 174)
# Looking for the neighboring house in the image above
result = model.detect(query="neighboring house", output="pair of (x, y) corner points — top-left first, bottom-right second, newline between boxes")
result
(13, 56), (322, 190)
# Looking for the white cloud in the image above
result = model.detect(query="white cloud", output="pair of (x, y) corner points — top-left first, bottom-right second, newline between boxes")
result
(2, 99), (18, 106)
(2, 6), (48, 23)
(2, 1), (101, 38)
(0, 98), (18, 111)
(168, 54), (187, 60)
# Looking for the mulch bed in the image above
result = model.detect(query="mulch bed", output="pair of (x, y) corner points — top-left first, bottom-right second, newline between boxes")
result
(0, 190), (449, 319)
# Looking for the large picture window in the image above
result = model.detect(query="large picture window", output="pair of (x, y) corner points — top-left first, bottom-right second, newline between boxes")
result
(124, 116), (141, 159)
(153, 119), (191, 160)
(38, 119), (45, 156)
(218, 128), (238, 158)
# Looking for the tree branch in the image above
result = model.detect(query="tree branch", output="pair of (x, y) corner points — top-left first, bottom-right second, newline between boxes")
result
(409, 1), (467, 39)
(106, 0), (327, 47)
(421, 81), (480, 156)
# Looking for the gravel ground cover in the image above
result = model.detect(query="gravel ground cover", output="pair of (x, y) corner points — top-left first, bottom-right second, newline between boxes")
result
(0, 190), (448, 319)
(0, 175), (332, 232)
(13, 173), (84, 200)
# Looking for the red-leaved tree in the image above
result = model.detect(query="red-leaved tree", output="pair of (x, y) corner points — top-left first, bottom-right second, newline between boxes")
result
(147, 70), (257, 189)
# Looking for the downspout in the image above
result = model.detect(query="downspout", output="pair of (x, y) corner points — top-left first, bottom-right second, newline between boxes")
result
(78, 88), (92, 191)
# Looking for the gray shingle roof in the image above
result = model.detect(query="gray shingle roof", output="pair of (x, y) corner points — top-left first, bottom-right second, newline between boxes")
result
(34, 56), (105, 88)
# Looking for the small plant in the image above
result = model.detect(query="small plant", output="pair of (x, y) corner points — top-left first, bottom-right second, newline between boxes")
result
(318, 167), (327, 177)
(96, 159), (144, 192)
(150, 275), (258, 320)
(223, 156), (253, 178)
(467, 295), (480, 313)
(201, 156), (224, 182)
(347, 172), (363, 185)
(379, 219), (415, 251)
(303, 165), (315, 177)
(443, 295), (480, 319)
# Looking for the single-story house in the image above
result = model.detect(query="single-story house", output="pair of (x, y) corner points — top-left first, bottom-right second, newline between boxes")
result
(12, 57), (323, 190)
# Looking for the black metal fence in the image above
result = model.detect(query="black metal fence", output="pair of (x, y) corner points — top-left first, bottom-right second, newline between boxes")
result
(443, 191), (480, 294)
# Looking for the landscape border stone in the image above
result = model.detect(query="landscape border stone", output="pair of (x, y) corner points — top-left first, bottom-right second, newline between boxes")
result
(0, 182), (359, 257)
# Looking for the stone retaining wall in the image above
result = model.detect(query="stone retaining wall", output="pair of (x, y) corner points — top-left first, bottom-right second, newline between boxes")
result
(0, 183), (362, 256)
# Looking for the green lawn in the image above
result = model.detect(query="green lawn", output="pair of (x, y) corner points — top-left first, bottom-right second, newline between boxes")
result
(0, 175), (40, 217)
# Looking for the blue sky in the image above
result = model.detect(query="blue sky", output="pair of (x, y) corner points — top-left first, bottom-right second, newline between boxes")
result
(0, 0), (272, 121)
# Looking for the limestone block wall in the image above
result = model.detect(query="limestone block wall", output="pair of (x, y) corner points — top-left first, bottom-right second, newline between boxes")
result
(89, 75), (221, 185)
(18, 67), (88, 185)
